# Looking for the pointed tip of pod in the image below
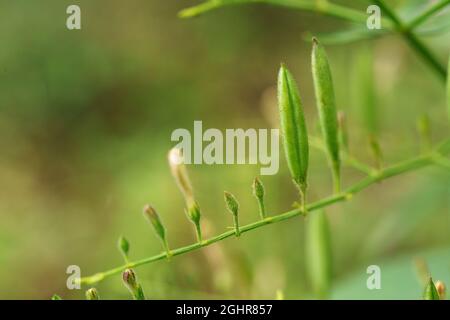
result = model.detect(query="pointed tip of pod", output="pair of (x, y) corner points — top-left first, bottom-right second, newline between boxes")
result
(312, 37), (319, 45)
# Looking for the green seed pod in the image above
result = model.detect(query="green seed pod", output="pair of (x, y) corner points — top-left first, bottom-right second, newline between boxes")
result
(51, 294), (62, 300)
(224, 191), (240, 237)
(277, 64), (309, 205)
(85, 288), (100, 300)
(311, 38), (341, 193)
(337, 111), (349, 153)
(306, 210), (332, 299)
(118, 235), (130, 262)
(252, 177), (266, 219)
(435, 281), (446, 300)
(423, 278), (440, 300)
(123, 269), (145, 300)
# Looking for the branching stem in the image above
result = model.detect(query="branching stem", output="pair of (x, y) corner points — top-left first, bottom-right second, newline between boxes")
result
(79, 146), (449, 285)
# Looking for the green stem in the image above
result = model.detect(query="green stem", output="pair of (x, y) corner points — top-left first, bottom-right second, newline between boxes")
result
(406, 0), (450, 31)
(374, 0), (447, 81)
(233, 214), (241, 237)
(79, 148), (445, 285)
(257, 200), (266, 220)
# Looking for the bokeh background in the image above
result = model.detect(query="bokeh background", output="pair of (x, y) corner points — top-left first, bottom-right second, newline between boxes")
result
(0, 0), (449, 299)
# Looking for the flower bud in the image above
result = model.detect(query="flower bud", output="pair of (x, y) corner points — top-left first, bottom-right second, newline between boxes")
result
(435, 280), (446, 300)
(252, 177), (266, 219)
(224, 192), (239, 216)
(122, 269), (145, 300)
(224, 191), (240, 237)
(143, 205), (166, 241)
(85, 288), (99, 300)
(118, 236), (130, 262)
(168, 148), (194, 205)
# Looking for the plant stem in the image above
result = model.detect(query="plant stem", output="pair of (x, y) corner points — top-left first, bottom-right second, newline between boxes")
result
(373, 0), (447, 81)
(406, 0), (450, 31)
(79, 149), (446, 285)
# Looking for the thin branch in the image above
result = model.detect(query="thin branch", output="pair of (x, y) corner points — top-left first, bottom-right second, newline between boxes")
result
(406, 0), (450, 31)
(373, 0), (447, 81)
(79, 148), (446, 285)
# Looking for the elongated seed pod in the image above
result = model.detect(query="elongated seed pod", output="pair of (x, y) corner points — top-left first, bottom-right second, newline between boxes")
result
(277, 65), (309, 197)
(85, 288), (99, 300)
(306, 210), (332, 299)
(311, 38), (340, 192)
(423, 278), (440, 300)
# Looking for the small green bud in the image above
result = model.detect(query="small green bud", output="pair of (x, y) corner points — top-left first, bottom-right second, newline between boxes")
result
(85, 288), (100, 300)
(123, 269), (145, 300)
(187, 202), (202, 242)
(143, 205), (166, 241)
(51, 294), (62, 300)
(423, 278), (440, 300)
(224, 192), (239, 216)
(224, 191), (240, 237)
(118, 236), (130, 262)
(252, 177), (266, 219)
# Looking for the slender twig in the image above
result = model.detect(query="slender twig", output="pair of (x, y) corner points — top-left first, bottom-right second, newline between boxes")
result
(406, 0), (450, 31)
(79, 146), (449, 285)
(373, 0), (447, 81)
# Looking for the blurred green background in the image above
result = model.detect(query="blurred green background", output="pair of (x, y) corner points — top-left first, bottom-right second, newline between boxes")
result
(0, 0), (449, 299)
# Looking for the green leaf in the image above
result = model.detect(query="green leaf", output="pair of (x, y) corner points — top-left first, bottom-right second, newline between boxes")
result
(311, 38), (340, 192)
(306, 210), (332, 299)
(277, 64), (309, 201)
(423, 278), (440, 300)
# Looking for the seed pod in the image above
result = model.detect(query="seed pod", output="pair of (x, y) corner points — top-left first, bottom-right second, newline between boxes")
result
(85, 288), (99, 300)
(306, 210), (332, 299)
(311, 38), (341, 192)
(224, 191), (240, 237)
(277, 64), (309, 204)
(51, 294), (62, 300)
(337, 111), (349, 153)
(252, 177), (266, 219)
(423, 278), (440, 300)
(143, 205), (171, 256)
(118, 236), (130, 262)
(435, 281), (446, 300)
(123, 269), (145, 300)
